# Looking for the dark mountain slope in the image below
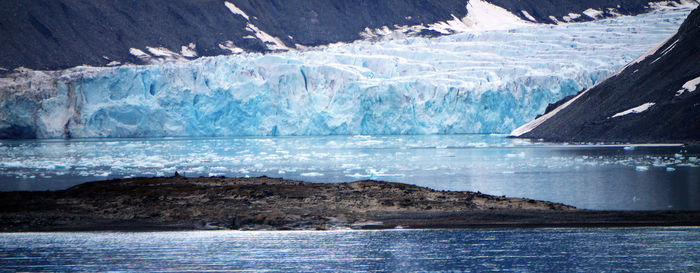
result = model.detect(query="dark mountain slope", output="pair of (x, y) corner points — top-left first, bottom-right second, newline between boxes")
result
(0, 0), (468, 71)
(491, 0), (690, 23)
(514, 7), (700, 143)
(0, 0), (685, 71)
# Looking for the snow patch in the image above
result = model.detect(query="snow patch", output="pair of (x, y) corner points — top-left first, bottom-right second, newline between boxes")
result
(548, 15), (561, 24)
(362, 0), (532, 39)
(648, 0), (700, 10)
(611, 102), (656, 118)
(181, 43), (198, 58)
(459, 0), (532, 31)
(676, 75), (700, 96)
(245, 23), (290, 51)
(218, 40), (245, 54)
(129, 48), (151, 61)
(582, 8), (604, 19)
(224, 1), (250, 20)
(635, 166), (649, 172)
(146, 46), (183, 60)
(521, 10), (537, 22)
(563, 13), (582, 22)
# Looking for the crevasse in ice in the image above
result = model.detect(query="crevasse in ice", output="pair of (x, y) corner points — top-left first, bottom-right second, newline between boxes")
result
(0, 9), (691, 138)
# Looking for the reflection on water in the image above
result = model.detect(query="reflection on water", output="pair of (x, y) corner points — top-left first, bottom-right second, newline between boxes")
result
(1, 228), (698, 272)
(1, 134), (699, 210)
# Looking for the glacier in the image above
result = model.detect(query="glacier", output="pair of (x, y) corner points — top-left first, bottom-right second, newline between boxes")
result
(0, 8), (694, 138)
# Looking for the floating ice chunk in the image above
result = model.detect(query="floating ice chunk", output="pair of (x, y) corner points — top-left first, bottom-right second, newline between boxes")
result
(188, 166), (206, 173)
(635, 166), (649, 171)
(666, 167), (676, 172)
(347, 173), (371, 179)
(106, 61), (121, 66)
(505, 152), (525, 158)
(301, 172), (324, 177)
(623, 146), (636, 151)
(611, 102), (655, 118)
(210, 166), (228, 172)
(224, 1), (250, 21)
(1, 161), (24, 168)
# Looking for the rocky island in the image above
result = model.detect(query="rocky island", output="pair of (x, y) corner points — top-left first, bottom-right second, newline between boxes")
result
(1, 176), (698, 232)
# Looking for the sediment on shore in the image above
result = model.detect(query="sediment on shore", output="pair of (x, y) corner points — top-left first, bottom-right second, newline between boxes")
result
(1, 176), (697, 232)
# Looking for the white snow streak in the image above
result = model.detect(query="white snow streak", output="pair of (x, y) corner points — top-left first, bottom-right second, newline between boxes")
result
(611, 102), (656, 118)
(224, 1), (250, 20)
(246, 23), (290, 51)
(129, 48), (151, 61)
(521, 10), (537, 22)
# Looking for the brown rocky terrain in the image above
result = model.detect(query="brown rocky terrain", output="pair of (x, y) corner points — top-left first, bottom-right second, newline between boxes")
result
(1, 176), (698, 232)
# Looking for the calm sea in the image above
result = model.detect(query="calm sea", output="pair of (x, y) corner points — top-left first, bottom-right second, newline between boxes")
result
(1, 228), (698, 272)
(1, 134), (699, 210)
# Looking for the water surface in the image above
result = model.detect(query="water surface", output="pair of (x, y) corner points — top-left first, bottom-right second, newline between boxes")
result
(1, 228), (698, 272)
(1, 134), (698, 210)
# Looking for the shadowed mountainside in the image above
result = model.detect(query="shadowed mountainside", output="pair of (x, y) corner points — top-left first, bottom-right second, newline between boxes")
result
(0, 0), (684, 71)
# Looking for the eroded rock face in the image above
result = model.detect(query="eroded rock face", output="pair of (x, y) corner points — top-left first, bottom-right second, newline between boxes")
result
(0, 176), (573, 231)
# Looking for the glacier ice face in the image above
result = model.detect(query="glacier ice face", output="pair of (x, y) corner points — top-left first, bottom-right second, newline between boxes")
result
(0, 9), (693, 138)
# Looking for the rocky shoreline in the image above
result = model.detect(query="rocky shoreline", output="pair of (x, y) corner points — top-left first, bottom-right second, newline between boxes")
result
(1, 176), (698, 232)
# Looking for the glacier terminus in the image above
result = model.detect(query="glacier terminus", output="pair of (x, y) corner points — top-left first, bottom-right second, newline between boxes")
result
(0, 8), (694, 138)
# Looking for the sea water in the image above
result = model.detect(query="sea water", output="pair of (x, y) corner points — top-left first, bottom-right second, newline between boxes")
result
(1, 134), (698, 210)
(1, 227), (698, 272)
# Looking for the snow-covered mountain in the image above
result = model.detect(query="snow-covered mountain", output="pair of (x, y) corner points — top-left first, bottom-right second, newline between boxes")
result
(0, 0), (695, 71)
(511, 7), (700, 143)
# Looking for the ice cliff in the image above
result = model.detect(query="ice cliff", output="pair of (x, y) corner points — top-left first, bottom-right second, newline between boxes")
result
(0, 8), (693, 138)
